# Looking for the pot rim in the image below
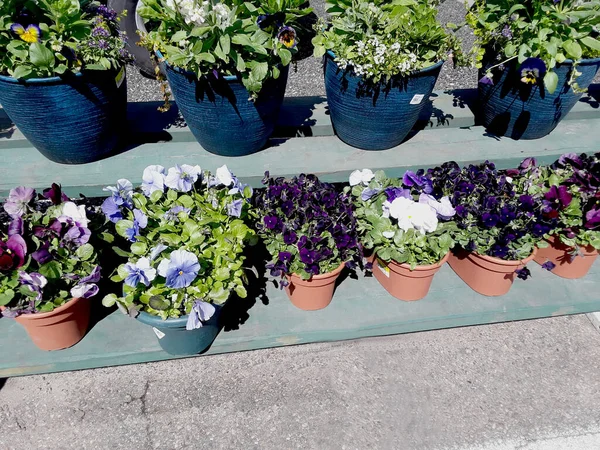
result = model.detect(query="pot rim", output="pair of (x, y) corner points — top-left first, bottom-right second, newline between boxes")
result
(288, 262), (346, 282)
(463, 248), (538, 266)
(0, 66), (124, 85)
(0, 296), (83, 320)
(326, 50), (444, 76)
(381, 251), (450, 271)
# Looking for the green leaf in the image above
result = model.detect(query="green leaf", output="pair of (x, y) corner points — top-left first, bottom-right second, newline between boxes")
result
(76, 243), (94, 261)
(252, 61), (268, 81)
(563, 40), (582, 60)
(544, 71), (559, 94)
(219, 34), (230, 56)
(131, 242), (148, 255)
(102, 294), (118, 307)
(39, 260), (62, 279)
(0, 290), (15, 306)
(11, 66), (32, 79)
(232, 34), (253, 47)
(581, 36), (600, 52)
(150, 190), (163, 203)
(279, 48), (292, 66)
(29, 43), (55, 68)
(100, 232), (115, 244)
(116, 220), (134, 238)
(171, 30), (188, 43)
(149, 295), (170, 311)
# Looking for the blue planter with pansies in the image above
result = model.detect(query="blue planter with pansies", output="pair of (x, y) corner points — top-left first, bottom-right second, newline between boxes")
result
(323, 51), (444, 151)
(161, 55), (289, 157)
(479, 57), (600, 140)
(0, 69), (127, 164)
(135, 303), (224, 356)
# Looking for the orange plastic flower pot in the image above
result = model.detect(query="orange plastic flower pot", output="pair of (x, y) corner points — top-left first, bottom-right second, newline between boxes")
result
(5, 297), (90, 351)
(448, 249), (537, 297)
(371, 252), (449, 301)
(285, 263), (345, 311)
(534, 236), (598, 279)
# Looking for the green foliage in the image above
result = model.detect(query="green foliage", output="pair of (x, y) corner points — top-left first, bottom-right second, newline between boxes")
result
(465, 0), (600, 93)
(312, 0), (465, 82)
(138, 0), (311, 98)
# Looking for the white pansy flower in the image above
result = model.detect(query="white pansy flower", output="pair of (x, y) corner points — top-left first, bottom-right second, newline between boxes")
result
(215, 165), (235, 186)
(389, 198), (438, 235)
(349, 169), (375, 187)
(59, 202), (89, 227)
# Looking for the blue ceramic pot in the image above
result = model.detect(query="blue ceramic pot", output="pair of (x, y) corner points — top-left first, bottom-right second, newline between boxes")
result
(163, 60), (289, 156)
(479, 58), (600, 140)
(323, 51), (444, 150)
(135, 304), (223, 356)
(0, 69), (127, 164)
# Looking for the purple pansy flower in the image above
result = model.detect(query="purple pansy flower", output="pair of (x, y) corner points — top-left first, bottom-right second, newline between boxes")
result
(123, 258), (156, 288)
(71, 283), (99, 299)
(557, 153), (583, 169)
(541, 261), (556, 271)
(104, 179), (133, 208)
(19, 272), (47, 301)
(42, 183), (69, 205)
(283, 230), (297, 245)
(278, 251), (292, 262)
(165, 164), (202, 192)
(157, 250), (200, 289)
(361, 188), (381, 201)
(32, 242), (53, 264)
(8, 217), (23, 237)
(186, 300), (216, 330)
(0, 235), (27, 271)
(80, 266), (102, 284)
(479, 74), (494, 86)
(520, 58), (546, 85)
(63, 222), (91, 247)
(3, 186), (35, 218)
(515, 267), (531, 280)
(277, 25), (297, 49)
(164, 206), (191, 222)
(264, 216), (278, 230)
(125, 209), (148, 243)
(101, 196), (123, 223)
(227, 199), (244, 218)
(385, 187), (412, 202)
(585, 206), (600, 230)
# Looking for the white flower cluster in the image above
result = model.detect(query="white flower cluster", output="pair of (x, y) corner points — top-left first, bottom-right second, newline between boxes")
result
(383, 197), (438, 236)
(166, 0), (210, 26)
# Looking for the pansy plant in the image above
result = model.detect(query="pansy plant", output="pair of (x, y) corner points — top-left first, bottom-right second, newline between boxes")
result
(0, 0), (131, 79)
(511, 153), (600, 260)
(346, 169), (457, 269)
(463, 0), (600, 93)
(137, 0), (311, 99)
(100, 164), (256, 330)
(426, 160), (559, 263)
(254, 172), (362, 284)
(0, 184), (102, 317)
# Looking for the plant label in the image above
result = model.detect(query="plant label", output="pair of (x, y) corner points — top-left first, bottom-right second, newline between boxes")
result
(115, 66), (125, 88)
(377, 259), (390, 278)
(152, 327), (165, 339)
(410, 94), (425, 105)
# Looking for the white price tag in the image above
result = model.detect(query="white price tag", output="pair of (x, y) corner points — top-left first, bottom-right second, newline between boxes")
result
(410, 94), (425, 105)
(377, 259), (390, 278)
(152, 327), (165, 339)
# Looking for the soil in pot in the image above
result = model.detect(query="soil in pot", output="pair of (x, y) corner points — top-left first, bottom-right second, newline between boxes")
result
(371, 252), (449, 301)
(285, 263), (345, 311)
(0, 69), (127, 164)
(479, 57), (600, 140)
(4, 297), (91, 351)
(448, 249), (537, 297)
(534, 236), (598, 279)
(135, 304), (223, 356)
(324, 51), (443, 150)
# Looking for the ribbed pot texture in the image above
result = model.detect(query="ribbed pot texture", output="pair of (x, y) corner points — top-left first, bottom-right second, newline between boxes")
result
(135, 304), (223, 356)
(0, 69), (127, 164)
(164, 63), (289, 156)
(324, 51), (444, 150)
(285, 263), (345, 311)
(479, 57), (600, 140)
(371, 252), (449, 301)
(4, 297), (91, 351)
(448, 249), (537, 297)
(534, 236), (598, 279)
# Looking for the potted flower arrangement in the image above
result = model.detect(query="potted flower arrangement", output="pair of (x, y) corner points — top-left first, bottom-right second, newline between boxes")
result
(0, 0), (131, 164)
(137, 0), (311, 156)
(466, 0), (600, 140)
(426, 160), (558, 296)
(254, 172), (361, 311)
(312, 0), (463, 150)
(346, 169), (456, 301)
(513, 153), (600, 278)
(0, 184), (102, 350)
(100, 164), (256, 355)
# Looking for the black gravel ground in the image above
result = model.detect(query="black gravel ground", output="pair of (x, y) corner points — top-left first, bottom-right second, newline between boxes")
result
(126, 0), (479, 102)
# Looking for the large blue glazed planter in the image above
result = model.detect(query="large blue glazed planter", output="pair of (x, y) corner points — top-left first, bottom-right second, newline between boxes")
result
(479, 57), (600, 140)
(162, 57), (289, 156)
(135, 303), (223, 356)
(323, 51), (444, 150)
(0, 69), (127, 164)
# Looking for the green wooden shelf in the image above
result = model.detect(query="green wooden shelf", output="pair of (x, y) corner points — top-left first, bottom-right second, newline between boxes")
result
(1, 261), (599, 378)
(1, 87), (599, 377)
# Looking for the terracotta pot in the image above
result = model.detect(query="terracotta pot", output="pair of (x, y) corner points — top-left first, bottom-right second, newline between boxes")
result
(534, 236), (598, 279)
(447, 249), (537, 297)
(3, 297), (90, 351)
(371, 252), (450, 301)
(285, 263), (345, 311)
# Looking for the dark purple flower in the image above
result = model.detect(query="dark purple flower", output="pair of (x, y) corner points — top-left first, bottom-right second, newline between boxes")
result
(8, 217), (23, 237)
(520, 58), (546, 85)
(278, 251), (292, 263)
(92, 26), (110, 38)
(520, 157), (537, 170)
(281, 201), (294, 216)
(306, 264), (320, 275)
(33, 219), (62, 239)
(299, 247), (317, 264)
(0, 235), (27, 271)
(479, 74), (494, 86)
(385, 187), (411, 202)
(63, 224), (91, 246)
(80, 265), (102, 284)
(558, 153), (584, 169)
(519, 195), (535, 211)
(482, 213), (498, 228)
(264, 216), (278, 230)
(257, 12), (285, 30)
(532, 223), (550, 237)
(283, 230), (297, 245)
(544, 185), (572, 210)
(43, 183), (69, 205)
(32, 242), (53, 264)
(95, 5), (118, 21)
(542, 261), (556, 271)
(515, 267), (531, 280)
(585, 207), (600, 229)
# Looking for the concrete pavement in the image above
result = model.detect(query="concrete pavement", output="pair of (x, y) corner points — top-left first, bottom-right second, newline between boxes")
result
(2, 314), (600, 450)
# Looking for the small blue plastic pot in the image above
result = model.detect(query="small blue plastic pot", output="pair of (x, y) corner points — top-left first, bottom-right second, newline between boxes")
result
(161, 55), (289, 156)
(136, 303), (224, 356)
(479, 57), (600, 140)
(0, 69), (127, 164)
(323, 51), (444, 150)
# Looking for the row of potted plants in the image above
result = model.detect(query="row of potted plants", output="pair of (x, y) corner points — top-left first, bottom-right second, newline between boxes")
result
(1, 0), (599, 163)
(2, 153), (600, 355)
